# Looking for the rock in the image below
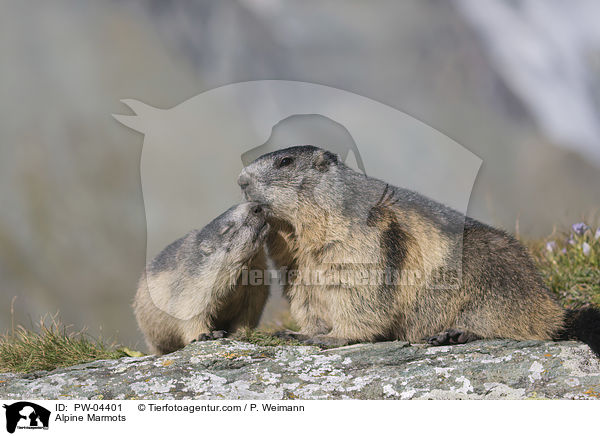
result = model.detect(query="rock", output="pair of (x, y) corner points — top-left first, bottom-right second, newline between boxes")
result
(1, 339), (599, 400)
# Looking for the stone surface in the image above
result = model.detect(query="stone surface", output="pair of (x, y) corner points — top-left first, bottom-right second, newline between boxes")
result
(1, 339), (599, 400)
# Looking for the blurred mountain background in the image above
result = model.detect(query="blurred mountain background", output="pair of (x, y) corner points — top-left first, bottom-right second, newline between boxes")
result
(1, 0), (599, 350)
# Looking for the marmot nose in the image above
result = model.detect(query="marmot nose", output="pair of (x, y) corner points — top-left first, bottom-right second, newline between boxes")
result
(237, 173), (251, 190)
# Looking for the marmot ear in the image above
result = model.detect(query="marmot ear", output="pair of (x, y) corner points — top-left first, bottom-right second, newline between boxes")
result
(315, 150), (338, 172)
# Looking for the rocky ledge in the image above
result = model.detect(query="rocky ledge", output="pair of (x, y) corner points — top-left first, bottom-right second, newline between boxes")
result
(1, 339), (599, 400)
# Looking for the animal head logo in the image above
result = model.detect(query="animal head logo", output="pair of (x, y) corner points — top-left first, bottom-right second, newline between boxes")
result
(3, 402), (50, 434)
(114, 80), (481, 318)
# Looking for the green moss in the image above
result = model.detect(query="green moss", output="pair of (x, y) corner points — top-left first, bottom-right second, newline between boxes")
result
(232, 329), (303, 347)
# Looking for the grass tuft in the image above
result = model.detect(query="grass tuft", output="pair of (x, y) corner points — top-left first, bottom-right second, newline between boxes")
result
(526, 222), (600, 308)
(0, 313), (128, 373)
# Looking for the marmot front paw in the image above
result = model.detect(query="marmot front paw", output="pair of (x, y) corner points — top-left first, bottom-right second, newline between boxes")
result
(192, 330), (228, 343)
(427, 329), (480, 346)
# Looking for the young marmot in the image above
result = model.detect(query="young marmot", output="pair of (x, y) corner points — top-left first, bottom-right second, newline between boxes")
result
(134, 202), (270, 355)
(238, 145), (600, 355)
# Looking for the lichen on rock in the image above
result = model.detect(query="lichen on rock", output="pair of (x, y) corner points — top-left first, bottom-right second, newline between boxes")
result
(1, 339), (599, 400)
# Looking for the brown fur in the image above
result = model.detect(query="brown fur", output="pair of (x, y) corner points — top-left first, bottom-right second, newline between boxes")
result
(240, 146), (566, 346)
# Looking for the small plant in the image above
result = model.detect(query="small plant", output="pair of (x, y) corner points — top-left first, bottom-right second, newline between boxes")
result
(232, 328), (303, 347)
(528, 222), (600, 308)
(0, 311), (129, 373)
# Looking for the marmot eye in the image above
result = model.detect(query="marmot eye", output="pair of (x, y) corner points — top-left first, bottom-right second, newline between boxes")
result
(277, 157), (294, 168)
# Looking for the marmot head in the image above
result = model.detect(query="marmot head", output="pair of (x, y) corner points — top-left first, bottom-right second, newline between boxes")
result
(237, 145), (340, 223)
(199, 202), (269, 268)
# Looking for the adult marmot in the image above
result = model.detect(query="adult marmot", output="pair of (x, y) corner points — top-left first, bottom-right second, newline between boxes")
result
(134, 202), (269, 355)
(238, 145), (600, 355)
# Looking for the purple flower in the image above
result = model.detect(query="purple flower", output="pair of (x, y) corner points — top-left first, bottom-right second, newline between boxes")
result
(561, 248), (567, 254)
(596, 228), (600, 240)
(568, 235), (576, 246)
(572, 222), (589, 236)
(582, 242), (591, 256)
(546, 241), (556, 253)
